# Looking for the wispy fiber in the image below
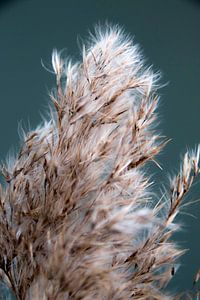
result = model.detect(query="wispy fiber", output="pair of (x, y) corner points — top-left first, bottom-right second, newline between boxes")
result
(0, 25), (199, 299)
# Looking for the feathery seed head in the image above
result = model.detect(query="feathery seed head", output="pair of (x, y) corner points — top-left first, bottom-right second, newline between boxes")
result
(0, 25), (199, 300)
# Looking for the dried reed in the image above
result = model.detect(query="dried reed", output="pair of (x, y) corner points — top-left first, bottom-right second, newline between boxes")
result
(0, 25), (199, 299)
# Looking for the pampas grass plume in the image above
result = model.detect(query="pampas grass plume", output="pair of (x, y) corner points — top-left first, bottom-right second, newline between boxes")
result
(0, 25), (199, 299)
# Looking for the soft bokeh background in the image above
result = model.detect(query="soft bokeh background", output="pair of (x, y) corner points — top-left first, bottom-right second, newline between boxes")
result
(0, 0), (200, 294)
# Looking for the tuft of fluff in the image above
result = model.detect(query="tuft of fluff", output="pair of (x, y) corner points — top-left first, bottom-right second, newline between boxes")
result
(0, 25), (199, 299)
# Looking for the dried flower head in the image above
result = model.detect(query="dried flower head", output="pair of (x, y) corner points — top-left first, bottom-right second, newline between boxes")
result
(0, 25), (199, 299)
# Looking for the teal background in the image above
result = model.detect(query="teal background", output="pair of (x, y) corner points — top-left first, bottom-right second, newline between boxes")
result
(0, 0), (200, 295)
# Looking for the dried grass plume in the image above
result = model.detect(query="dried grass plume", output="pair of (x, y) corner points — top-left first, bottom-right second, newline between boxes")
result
(0, 25), (199, 299)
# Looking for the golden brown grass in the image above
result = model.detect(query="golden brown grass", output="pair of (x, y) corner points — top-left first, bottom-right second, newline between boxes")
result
(0, 25), (199, 299)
